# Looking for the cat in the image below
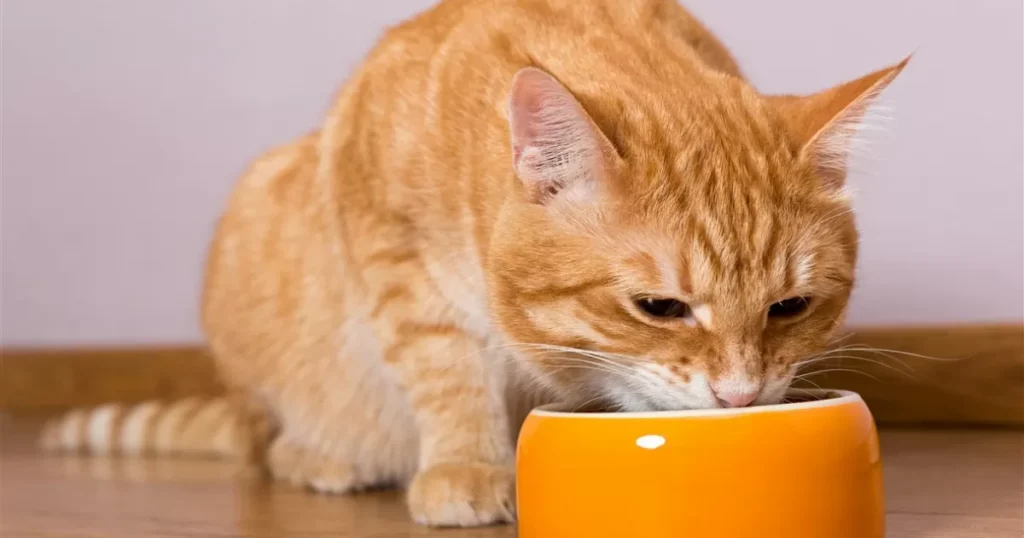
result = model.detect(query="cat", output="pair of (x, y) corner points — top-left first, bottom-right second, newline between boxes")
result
(40, 0), (908, 527)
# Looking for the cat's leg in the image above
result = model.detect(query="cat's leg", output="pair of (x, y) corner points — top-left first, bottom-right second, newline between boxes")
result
(209, 299), (420, 494)
(369, 271), (516, 526)
(396, 330), (515, 527)
(246, 327), (420, 496)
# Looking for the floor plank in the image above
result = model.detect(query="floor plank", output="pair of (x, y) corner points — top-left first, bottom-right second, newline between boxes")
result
(1, 423), (1021, 537)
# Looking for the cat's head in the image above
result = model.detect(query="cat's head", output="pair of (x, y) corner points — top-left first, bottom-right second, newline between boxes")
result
(488, 61), (907, 411)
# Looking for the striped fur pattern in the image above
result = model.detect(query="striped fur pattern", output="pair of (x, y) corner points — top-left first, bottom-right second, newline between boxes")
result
(40, 398), (238, 458)
(44, 0), (909, 528)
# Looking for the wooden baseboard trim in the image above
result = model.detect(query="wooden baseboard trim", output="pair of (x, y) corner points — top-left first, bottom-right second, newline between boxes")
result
(791, 324), (1023, 426)
(2, 324), (1021, 426)
(0, 346), (223, 414)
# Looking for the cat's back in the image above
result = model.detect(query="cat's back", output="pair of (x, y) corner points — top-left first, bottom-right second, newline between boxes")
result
(370, 0), (741, 79)
(201, 132), (345, 376)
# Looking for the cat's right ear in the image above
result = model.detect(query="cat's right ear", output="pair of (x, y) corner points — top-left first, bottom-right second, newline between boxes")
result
(507, 68), (619, 205)
(769, 57), (910, 193)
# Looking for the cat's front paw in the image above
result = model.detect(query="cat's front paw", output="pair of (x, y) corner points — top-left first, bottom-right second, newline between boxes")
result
(406, 462), (516, 527)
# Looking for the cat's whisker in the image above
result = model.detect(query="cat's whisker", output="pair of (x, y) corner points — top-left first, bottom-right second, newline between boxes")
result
(526, 343), (638, 364)
(783, 386), (824, 403)
(477, 344), (645, 391)
(796, 355), (918, 380)
(826, 346), (963, 362)
(527, 351), (640, 381)
(789, 374), (827, 393)
(521, 345), (647, 379)
(797, 343), (963, 384)
(796, 348), (915, 369)
(827, 332), (857, 345)
(437, 341), (612, 373)
(533, 357), (635, 379)
(842, 352), (917, 374)
(794, 368), (882, 383)
(797, 344), (919, 371)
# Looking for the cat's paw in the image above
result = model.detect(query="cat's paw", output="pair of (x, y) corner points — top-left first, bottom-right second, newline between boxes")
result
(406, 462), (516, 527)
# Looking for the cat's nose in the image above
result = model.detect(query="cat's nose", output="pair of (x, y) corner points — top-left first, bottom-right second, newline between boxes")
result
(712, 388), (758, 408)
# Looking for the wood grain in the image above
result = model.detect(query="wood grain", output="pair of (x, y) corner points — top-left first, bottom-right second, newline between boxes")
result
(0, 420), (1020, 537)
(1, 324), (1021, 425)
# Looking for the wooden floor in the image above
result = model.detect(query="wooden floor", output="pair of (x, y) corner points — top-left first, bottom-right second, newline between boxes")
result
(1, 421), (1021, 538)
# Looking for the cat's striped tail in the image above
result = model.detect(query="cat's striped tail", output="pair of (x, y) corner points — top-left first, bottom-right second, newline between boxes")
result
(39, 397), (241, 458)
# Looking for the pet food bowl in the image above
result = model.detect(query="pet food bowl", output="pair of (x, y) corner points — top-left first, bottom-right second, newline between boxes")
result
(516, 389), (884, 538)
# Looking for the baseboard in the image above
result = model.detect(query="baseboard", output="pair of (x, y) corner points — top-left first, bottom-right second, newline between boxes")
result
(2, 324), (1021, 426)
(790, 324), (1023, 426)
(0, 346), (222, 414)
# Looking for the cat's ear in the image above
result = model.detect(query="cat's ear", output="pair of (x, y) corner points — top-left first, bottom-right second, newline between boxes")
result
(770, 56), (910, 191)
(507, 67), (619, 205)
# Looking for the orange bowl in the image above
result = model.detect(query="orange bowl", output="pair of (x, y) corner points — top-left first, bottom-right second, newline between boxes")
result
(516, 390), (884, 538)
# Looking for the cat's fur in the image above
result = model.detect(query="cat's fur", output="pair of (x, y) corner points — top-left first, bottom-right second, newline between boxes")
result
(41, 0), (907, 527)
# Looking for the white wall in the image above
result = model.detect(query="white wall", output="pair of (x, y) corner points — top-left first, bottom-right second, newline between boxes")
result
(2, 0), (1021, 347)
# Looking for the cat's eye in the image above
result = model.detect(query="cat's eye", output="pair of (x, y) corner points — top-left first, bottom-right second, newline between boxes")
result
(769, 296), (812, 318)
(636, 297), (692, 319)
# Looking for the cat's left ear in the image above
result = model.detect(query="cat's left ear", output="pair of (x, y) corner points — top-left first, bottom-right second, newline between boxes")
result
(507, 67), (620, 205)
(769, 56), (910, 192)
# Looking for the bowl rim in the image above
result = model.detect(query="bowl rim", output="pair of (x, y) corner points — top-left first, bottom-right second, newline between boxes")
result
(528, 389), (862, 419)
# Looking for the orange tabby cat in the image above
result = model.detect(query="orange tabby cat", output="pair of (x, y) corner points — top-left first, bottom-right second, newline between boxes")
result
(41, 0), (908, 527)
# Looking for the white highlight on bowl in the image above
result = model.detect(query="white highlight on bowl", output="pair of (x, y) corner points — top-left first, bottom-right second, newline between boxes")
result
(636, 434), (666, 450)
